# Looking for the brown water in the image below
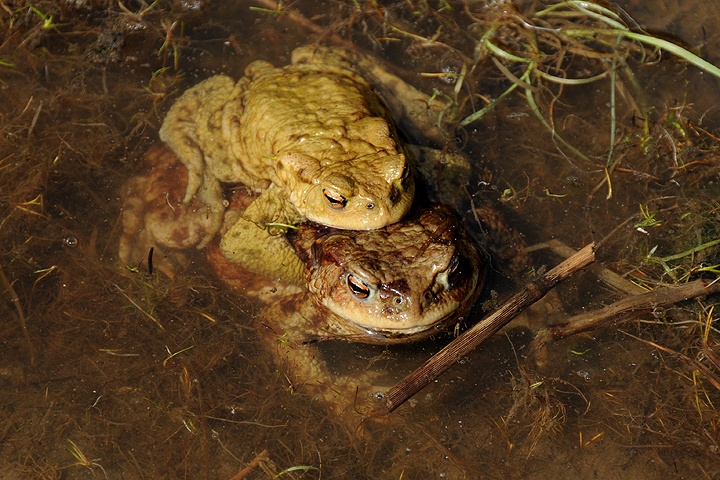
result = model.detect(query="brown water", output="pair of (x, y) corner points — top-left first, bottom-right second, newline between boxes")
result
(1, 1), (720, 478)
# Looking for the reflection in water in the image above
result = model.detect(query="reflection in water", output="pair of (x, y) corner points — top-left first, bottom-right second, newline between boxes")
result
(1, 1), (720, 478)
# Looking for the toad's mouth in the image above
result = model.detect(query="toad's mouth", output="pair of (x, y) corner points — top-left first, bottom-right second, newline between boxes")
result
(344, 311), (464, 344)
(322, 274), (484, 344)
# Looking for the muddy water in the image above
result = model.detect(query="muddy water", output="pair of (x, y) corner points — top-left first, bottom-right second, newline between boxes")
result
(1, 1), (719, 478)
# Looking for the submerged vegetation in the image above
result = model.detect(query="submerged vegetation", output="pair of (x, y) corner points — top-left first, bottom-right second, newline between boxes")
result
(1, 0), (719, 478)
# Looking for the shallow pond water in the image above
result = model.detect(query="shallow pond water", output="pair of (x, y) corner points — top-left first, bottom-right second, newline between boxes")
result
(1, 1), (720, 478)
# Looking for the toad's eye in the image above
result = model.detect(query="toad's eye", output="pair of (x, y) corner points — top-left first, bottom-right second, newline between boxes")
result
(323, 189), (347, 209)
(447, 254), (464, 287)
(400, 162), (411, 184)
(347, 273), (371, 299)
(437, 253), (464, 290)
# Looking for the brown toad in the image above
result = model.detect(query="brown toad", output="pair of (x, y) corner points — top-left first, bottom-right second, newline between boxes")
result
(208, 201), (486, 424)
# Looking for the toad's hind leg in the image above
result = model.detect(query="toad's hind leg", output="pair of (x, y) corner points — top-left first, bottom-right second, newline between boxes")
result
(259, 295), (391, 432)
(410, 145), (473, 208)
(220, 186), (305, 286)
(292, 45), (449, 145)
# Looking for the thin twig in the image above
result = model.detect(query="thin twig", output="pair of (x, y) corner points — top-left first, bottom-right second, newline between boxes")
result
(529, 278), (720, 357)
(0, 263), (34, 364)
(385, 242), (596, 412)
(114, 284), (164, 330)
(622, 331), (720, 391)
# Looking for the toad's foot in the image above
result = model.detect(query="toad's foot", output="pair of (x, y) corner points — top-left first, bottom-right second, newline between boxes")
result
(206, 237), (304, 302)
(473, 206), (530, 277)
(119, 145), (221, 276)
(411, 145), (472, 207)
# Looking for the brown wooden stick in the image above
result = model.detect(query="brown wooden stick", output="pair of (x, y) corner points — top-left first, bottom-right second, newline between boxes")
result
(228, 449), (270, 480)
(385, 242), (597, 412)
(533, 239), (647, 296)
(530, 278), (720, 354)
(254, 0), (348, 45)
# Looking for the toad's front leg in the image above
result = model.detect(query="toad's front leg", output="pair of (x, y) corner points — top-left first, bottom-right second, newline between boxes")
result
(220, 186), (306, 286)
(258, 294), (393, 435)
